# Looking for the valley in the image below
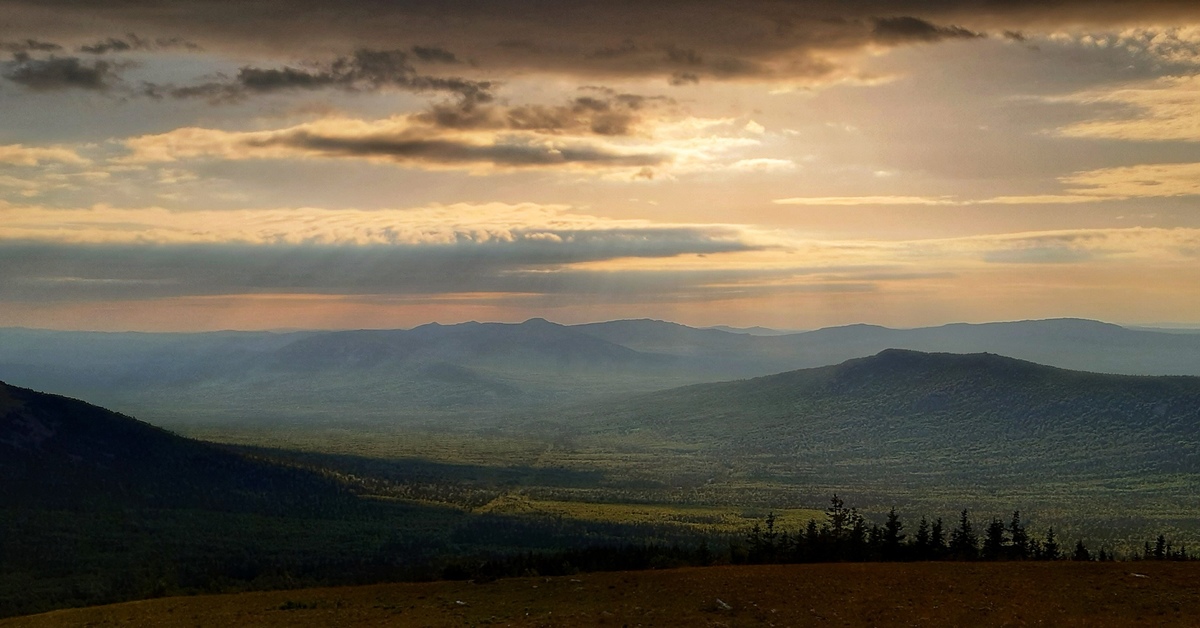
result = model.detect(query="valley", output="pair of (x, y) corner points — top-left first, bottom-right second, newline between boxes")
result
(5, 320), (1200, 620)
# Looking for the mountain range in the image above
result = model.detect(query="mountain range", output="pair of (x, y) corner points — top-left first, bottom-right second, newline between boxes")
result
(3, 317), (1200, 427)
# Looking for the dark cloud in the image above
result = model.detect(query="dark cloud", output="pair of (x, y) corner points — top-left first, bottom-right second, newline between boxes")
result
(237, 65), (340, 91)
(411, 45), (460, 64)
(0, 1), (977, 85)
(3, 1), (1200, 86)
(416, 91), (672, 136)
(79, 35), (143, 54)
(149, 47), (493, 104)
(2, 54), (118, 91)
(0, 230), (758, 301)
(1003, 30), (1028, 42)
(0, 39), (62, 53)
(251, 129), (668, 168)
(871, 16), (984, 44)
(77, 33), (200, 54)
(669, 72), (700, 86)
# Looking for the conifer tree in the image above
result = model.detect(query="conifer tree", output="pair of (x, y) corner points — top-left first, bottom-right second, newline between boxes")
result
(804, 518), (820, 560)
(882, 507), (905, 560)
(746, 521), (764, 562)
(982, 517), (1007, 560)
(825, 495), (850, 541)
(1072, 540), (1091, 561)
(848, 508), (868, 560)
(949, 509), (978, 560)
(763, 512), (778, 559)
(914, 516), (931, 559)
(930, 517), (947, 557)
(868, 523), (883, 551)
(1008, 511), (1029, 559)
(1042, 528), (1061, 561)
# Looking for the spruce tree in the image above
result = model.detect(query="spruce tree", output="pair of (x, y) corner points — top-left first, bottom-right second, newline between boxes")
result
(1008, 511), (1029, 559)
(930, 517), (947, 557)
(982, 517), (1007, 560)
(804, 519), (820, 561)
(914, 517), (931, 559)
(882, 507), (905, 560)
(825, 495), (850, 541)
(746, 521), (764, 562)
(1042, 528), (1061, 561)
(949, 509), (978, 560)
(848, 508), (868, 560)
(763, 512), (778, 559)
(1072, 540), (1091, 561)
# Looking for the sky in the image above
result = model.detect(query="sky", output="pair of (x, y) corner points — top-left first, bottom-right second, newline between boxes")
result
(3, 0), (1200, 331)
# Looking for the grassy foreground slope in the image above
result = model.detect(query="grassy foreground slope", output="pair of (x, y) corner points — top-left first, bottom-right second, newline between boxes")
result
(5, 562), (1199, 627)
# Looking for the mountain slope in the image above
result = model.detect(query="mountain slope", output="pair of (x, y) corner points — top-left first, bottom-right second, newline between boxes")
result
(0, 380), (347, 510)
(545, 348), (1200, 453)
(513, 350), (1200, 514)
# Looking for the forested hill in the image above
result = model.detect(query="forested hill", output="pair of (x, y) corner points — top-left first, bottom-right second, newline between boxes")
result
(0, 380), (347, 511)
(525, 349), (1200, 485)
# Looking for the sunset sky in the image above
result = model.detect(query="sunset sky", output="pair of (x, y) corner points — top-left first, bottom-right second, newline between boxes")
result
(3, 1), (1200, 331)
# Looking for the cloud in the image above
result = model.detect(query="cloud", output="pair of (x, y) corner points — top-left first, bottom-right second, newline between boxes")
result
(0, 0), (1053, 87)
(411, 45), (460, 64)
(871, 17), (984, 44)
(10, 0), (1193, 94)
(2, 195), (1197, 311)
(0, 201), (767, 300)
(1060, 162), (1200, 198)
(1, 54), (119, 91)
(77, 34), (201, 54)
(0, 202), (753, 247)
(79, 35), (145, 54)
(774, 195), (957, 206)
(0, 39), (61, 53)
(119, 116), (671, 172)
(1056, 75), (1200, 141)
(774, 161), (1200, 206)
(266, 132), (667, 168)
(728, 158), (797, 172)
(416, 91), (672, 137)
(147, 48), (494, 104)
(0, 144), (88, 166)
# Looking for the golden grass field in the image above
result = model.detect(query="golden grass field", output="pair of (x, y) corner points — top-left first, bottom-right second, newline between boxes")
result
(5, 562), (1199, 627)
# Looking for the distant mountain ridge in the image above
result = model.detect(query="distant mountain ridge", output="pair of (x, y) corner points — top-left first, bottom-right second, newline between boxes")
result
(4, 317), (1200, 426)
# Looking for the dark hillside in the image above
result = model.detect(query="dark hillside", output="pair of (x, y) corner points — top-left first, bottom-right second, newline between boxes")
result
(0, 381), (348, 511)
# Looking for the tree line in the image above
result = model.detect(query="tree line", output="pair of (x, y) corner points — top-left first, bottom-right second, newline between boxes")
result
(741, 495), (1193, 565)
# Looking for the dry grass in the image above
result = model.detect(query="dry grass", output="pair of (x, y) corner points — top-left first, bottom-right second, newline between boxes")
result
(6, 562), (1200, 627)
